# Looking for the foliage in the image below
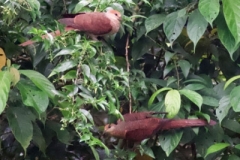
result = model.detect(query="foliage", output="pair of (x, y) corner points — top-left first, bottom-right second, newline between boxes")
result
(1, 0), (240, 159)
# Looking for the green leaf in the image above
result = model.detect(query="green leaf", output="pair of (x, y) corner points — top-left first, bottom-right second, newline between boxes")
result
(79, 109), (94, 124)
(165, 90), (181, 118)
(165, 51), (175, 64)
(142, 145), (155, 158)
(187, 9), (208, 51)
(184, 83), (205, 91)
(216, 96), (231, 124)
(46, 121), (72, 144)
(179, 89), (203, 110)
(17, 80), (49, 114)
(222, 119), (240, 134)
(159, 130), (183, 156)
(202, 96), (219, 107)
(199, 0), (220, 26)
(73, 0), (91, 13)
(32, 122), (46, 154)
(163, 9), (187, 45)
(230, 86), (240, 112)
(223, 0), (240, 44)
(145, 14), (166, 34)
(195, 111), (210, 123)
(131, 37), (152, 61)
(148, 87), (171, 106)
(20, 70), (57, 99)
(82, 64), (90, 78)
(7, 107), (35, 154)
(235, 144), (240, 150)
(0, 71), (11, 114)
(224, 75), (240, 90)
(48, 60), (78, 78)
(90, 146), (100, 160)
(216, 12), (240, 57)
(205, 143), (230, 158)
(178, 60), (191, 78)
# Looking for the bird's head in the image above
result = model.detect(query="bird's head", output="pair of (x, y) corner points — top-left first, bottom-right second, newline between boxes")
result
(107, 9), (122, 21)
(104, 123), (116, 135)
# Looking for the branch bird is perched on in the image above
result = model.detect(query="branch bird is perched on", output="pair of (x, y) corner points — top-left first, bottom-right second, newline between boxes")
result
(104, 112), (216, 141)
(19, 9), (122, 47)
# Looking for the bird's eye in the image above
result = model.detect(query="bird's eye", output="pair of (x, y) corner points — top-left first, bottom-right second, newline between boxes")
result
(108, 124), (111, 128)
(115, 13), (118, 16)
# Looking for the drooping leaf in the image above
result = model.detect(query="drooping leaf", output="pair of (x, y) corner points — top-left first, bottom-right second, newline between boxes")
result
(216, 96), (231, 124)
(165, 90), (181, 118)
(16, 80), (49, 114)
(230, 86), (240, 112)
(159, 130), (183, 156)
(216, 12), (240, 58)
(32, 122), (47, 154)
(199, 0), (220, 26)
(222, 119), (240, 134)
(165, 51), (175, 64)
(20, 70), (57, 99)
(178, 60), (191, 78)
(187, 9), (208, 51)
(223, 0), (240, 44)
(184, 83), (205, 91)
(7, 107), (35, 154)
(0, 71), (11, 114)
(145, 14), (166, 34)
(205, 143), (230, 158)
(179, 89), (203, 110)
(163, 8), (187, 45)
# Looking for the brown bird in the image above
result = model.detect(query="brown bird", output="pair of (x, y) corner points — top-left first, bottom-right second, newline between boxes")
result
(19, 9), (122, 47)
(104, 114), (216, 141)
(117, 111), (168, 123)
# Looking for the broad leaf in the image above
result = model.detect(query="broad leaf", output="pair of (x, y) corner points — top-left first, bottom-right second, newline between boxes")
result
(178, 60), (191, 78)
(179, 89), (203, 110)
(205, 143), (229, 158)
(224, 75), (240, 90)
(145, 14), (166, 34)
(0, 71), (11, 114)
(17, 80), (49, 113)
(48, 60), (78, 78)
(20, 70), (57, 99)
(32, 122), (46, 154)
(159, 131), (183, 156)
(163, 8), (187, 45)
(165, 90), (181, 118)
(7, 107), (35, 154)
(222, 119), (240, 134)
(187, 9), (208, 51)
(199, 0), (220, 26)
(184, 83), (205, 91)
(216, 12), (240, 57)
(202, 96), (219, 107)
(230, 86), (240, 112)
(223, 0), (240, 44)
(216, 96), (231, 124)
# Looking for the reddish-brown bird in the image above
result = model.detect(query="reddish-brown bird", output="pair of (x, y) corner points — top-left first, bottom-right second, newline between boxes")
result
(104, 112), (216, 141)
(19, 9), (122, 46)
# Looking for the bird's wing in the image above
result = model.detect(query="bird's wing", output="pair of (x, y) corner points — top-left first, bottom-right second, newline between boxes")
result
(73, 12), (112, 35)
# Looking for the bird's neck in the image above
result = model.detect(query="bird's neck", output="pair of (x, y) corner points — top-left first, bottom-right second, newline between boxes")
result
(105, 13), (121, 34)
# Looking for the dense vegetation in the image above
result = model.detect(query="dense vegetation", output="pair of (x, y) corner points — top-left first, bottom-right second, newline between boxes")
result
(1, 0), (240, 159)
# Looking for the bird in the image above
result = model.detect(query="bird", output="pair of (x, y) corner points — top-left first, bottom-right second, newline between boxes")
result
(19, 9), (122, 47)
(117, 111), (168, 123)
(104, 112), (216, 141)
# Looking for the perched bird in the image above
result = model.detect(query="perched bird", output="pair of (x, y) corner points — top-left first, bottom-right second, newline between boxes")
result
(19, 9), (122, 46)
(117, 111), (168, 122)
(104, 112), (216, 141)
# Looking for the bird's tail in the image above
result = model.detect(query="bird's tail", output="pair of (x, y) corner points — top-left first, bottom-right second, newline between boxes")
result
(160, 119), (216, 131)
(19, 27), (75, 47)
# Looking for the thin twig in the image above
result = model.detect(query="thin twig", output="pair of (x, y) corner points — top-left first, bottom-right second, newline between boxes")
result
(125, 34), (132, 113)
